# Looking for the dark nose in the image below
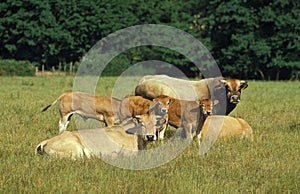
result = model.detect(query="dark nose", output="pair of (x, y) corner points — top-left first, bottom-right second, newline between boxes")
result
(161, 108), (167, 114)
(145, 135), (156, 141)
(230, 95), (240, 103)
(206, 111), (212, 116)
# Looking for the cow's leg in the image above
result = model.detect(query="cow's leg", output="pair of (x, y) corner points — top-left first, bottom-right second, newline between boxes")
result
(104, 116), (115, 127)
(197, 132), (202, 148)
(182, 122), (193, 139)
(59, 113), (73, 133)
(158, 127), (166, 140)
(58, 120), (65, 133)
(82, 147), (92, 159)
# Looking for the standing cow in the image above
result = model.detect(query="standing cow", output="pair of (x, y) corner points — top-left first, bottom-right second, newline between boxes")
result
(119, 95), (175, 140)
(135, 75), (248, 115)
(42, 91), (121, 133)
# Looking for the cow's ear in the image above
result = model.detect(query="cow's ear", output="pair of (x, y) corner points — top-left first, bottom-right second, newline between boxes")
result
(133, 116), (141, 122)
(149, 101), (159, 110)
(126, 117), (139, 134)
(240, 80), (248, 90)
(169, 98), (175, 104)
(126, 128), (138, 134)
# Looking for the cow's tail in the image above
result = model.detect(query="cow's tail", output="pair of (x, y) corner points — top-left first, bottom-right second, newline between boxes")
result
(42, 93), (64, 112)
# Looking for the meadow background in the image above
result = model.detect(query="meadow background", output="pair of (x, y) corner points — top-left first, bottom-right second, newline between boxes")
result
(0, 76), (299, 193)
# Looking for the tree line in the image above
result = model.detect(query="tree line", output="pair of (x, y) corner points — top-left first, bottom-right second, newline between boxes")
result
(0, 0), (299, 79)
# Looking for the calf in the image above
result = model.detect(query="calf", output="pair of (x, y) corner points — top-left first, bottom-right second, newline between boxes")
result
(198, 115), (253, 145)
(119, 95), (175, 140)
(35, 113), (160, 159)
(135, 75), (248, 115)
(166, 98), (213, 140)
(42, 91), (121, 133)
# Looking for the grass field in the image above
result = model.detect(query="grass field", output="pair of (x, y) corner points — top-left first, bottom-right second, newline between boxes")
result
(0, 76), (299, 193)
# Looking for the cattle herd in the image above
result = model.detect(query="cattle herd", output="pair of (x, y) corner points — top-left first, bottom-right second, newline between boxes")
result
(36, 74), (253, 159)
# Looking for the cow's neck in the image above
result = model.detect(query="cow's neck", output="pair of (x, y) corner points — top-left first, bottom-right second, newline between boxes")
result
(226, 101), (237, 115)
(137, 135), (147, 150)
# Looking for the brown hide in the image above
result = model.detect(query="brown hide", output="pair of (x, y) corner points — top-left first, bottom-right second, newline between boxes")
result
(135, 75), (218, 101)
(35, 114), (159, 159)
(119, 95), (174, 140)
(42, 91), (121, 133)
(135, 75), (248, 115)
(199, 115), (253, 142)
(167, 98), (212, 139)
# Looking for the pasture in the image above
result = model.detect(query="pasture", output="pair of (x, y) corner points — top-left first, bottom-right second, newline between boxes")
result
(0, 76), (299, 193)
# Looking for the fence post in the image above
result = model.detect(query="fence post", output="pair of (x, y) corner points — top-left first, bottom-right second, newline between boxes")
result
(70, 62), (73, 76)
(52, 66), (55, 76)
(42, 64), (45, 76)
(35, 67), (39, 76)
(59, 62), (61, 72)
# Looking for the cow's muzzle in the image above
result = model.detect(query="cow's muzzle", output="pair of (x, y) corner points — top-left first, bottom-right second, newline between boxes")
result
(161, 108), (168, 114)
(145, 134), (157, 141)
(230, 95), (240, 104)
(204, 111), (212, 116)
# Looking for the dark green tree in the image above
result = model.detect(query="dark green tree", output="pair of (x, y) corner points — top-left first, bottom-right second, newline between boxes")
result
(193, 0), (300, 79)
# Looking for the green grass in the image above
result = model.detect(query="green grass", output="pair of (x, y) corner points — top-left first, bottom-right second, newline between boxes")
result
(0, 76), (299, 193)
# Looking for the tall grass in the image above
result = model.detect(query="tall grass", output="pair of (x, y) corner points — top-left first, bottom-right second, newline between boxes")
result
(0, 77), (299, 193)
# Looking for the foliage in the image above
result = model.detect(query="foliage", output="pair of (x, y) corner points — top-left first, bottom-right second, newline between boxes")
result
(0, 59), (35, 76)
(0, 76), (299, 193)
(0, 0), (299, 79)
(193, 0), (300, 79)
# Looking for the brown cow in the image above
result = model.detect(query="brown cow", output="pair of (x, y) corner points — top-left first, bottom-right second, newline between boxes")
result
(119, 95), (175, 140)
(165, 98), (213, 140)
(135, 75), (248, 115)
(217, 79), (248, 115)
(198, 115), (253, 145)
(35, 113), (160, 159)
(42, 91), (121, 133)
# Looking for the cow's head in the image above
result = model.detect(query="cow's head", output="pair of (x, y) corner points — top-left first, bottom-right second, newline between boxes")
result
(220, 79), (248, 104)
(127, 113), (159, 142)
(150, 95), (175, 115)
(200, 99), (214, 116)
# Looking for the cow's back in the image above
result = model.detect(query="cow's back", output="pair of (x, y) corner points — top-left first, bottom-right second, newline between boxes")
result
(168, 99), (199, 128)
(135, 75), (199, 100)
(36, 131), (88, 159)
(200, 116), (253, 141)
(119, 95), (152, 120)
(78, 126), (138, 157)
(135, 75), (222, 101)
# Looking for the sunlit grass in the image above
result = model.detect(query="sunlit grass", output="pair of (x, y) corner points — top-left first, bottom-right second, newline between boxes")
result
(0, 77), (299, 193)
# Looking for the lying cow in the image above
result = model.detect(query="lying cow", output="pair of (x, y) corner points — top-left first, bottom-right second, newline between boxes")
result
(35, 113), (160, 159)
(135, 75), (248, 115)
(119, 95), (175, 140)
(198, 115), (254, 145)
(165, 98), (213, 140)
(42, 91), (121, 133)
